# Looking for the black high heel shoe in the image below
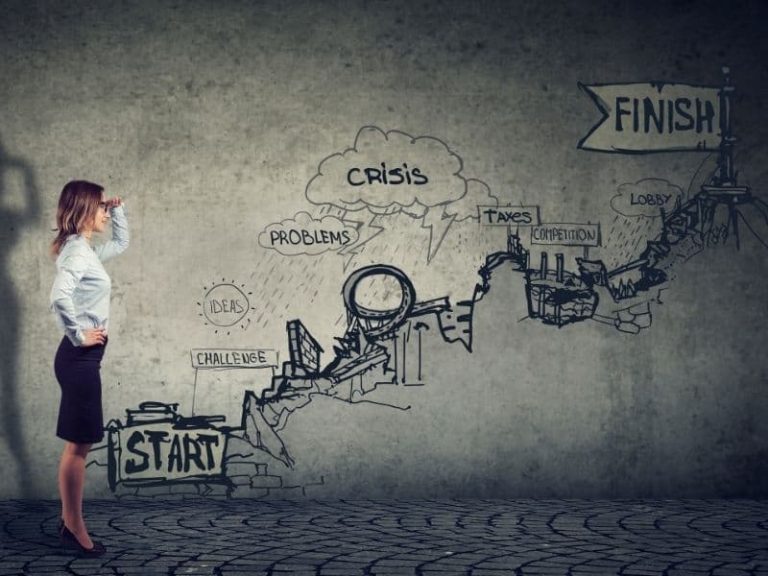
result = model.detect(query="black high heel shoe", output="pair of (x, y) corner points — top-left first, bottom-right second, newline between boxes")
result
(60, 525), (106, 557)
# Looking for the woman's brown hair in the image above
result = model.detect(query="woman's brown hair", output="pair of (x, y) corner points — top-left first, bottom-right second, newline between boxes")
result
(51, 180), (104, 256)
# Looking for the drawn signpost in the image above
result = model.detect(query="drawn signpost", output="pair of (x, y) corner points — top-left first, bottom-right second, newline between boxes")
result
(106, 402), (229, 494)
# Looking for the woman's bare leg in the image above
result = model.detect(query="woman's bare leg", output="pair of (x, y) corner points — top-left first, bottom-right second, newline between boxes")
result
(58, 441), (94, 549)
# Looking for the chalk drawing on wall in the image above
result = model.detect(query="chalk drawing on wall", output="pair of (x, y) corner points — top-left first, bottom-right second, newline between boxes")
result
(88, 348), (319, 499)
(257, 264), (461, 417)
(91, 67), (766, 498)
(257, 125), (498, 269)
(610, 179), (684, 220)
(197, 279), (255, 334)
(249, 125), (500, 360)
(91, 264), (462, 497)
(190, 347), (278, 424)
(576, 67), (768, 331)
(258, 211), (359, 256)
(90, 378), (325, 498)
(578, 81), (722, 154)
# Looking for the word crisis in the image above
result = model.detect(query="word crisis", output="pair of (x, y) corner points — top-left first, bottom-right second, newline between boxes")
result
(347, 162), (428, 186)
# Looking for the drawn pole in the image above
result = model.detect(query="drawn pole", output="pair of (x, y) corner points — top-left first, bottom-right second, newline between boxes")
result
(718, 66), (736, 187)
(393, 332), (399, 383)
(583, 221), (591, 260)
(401, 334), (407, 384)
(417, 329), (422, 381)
(192, 367), (199, 416)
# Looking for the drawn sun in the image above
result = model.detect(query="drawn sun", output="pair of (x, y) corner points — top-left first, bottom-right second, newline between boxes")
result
(197, 278), (256, 335)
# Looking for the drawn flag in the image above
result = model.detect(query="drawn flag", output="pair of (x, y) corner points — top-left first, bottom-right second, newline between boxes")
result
(578, 82), (721, 153)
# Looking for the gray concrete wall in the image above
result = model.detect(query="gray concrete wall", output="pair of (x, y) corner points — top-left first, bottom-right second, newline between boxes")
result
(1, 0), (766, 499)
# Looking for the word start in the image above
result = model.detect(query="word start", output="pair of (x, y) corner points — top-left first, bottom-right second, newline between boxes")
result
(125, 430), (221, 474)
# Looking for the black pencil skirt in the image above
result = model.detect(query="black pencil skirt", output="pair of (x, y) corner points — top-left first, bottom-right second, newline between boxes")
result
(54, 336), (107, 444)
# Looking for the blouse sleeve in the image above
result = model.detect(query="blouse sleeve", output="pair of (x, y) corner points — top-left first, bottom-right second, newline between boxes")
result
(50, 253), (88, 346)
(93, 204), (129, 262)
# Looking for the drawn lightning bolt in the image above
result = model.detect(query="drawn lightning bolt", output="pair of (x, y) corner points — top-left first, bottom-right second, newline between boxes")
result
(421, 205), (457, 264)
(338, 212), (386, 271)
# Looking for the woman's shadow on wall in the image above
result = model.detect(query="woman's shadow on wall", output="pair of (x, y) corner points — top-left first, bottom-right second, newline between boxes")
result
(0, 136), (41, 497)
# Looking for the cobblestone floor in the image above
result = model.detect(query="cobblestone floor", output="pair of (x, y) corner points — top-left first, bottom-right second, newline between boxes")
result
(1, 499), (766, 575)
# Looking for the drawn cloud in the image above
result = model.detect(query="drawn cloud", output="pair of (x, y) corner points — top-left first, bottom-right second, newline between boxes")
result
(444, 178), (499, 221)
(611, 178), (683, 218)
(306, 126), (467, 214)
(259, 212), (359, 256)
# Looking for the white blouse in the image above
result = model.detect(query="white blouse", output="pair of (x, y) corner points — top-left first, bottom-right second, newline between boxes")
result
(50, 205), (129, 346)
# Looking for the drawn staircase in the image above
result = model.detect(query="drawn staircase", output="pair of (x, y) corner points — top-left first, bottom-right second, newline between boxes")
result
(606, 186), (754, 300)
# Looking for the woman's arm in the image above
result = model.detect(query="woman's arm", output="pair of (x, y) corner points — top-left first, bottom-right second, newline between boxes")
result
(94, 201), (129, 261)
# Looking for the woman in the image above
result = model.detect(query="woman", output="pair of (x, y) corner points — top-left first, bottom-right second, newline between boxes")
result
(50, 180), (129, 556)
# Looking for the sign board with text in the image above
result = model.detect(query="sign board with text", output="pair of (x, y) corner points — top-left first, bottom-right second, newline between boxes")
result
(478, 205), (541, 226)
(531, 223), (601, 247)
(191, 348), (278, 369)
(110, 422), (227, 485)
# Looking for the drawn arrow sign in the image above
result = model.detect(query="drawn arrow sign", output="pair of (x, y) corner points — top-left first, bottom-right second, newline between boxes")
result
(578, 82), (722, 154)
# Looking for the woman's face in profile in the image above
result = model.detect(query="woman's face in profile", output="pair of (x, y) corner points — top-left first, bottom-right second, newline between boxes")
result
(90, 195), (110, 234)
